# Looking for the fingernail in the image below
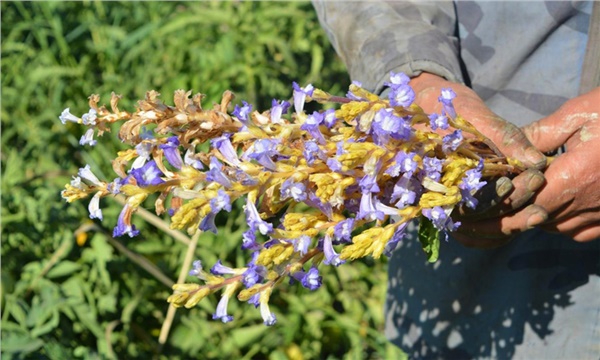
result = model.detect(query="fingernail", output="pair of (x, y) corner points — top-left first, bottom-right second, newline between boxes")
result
(495, 177), (514, 197)
(527, 173), (545, 192)
(526, 212), (547, 229)
(525, 148), (547, 169)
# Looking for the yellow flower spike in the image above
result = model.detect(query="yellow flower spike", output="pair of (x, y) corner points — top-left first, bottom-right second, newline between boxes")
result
(256, 244), (287, 267)
(61, 184), (91, 203)
(335, 102), (371, 122)
(418, 186), (462, 208)
(170, 197), (207, 229)
(288, 263), (303, 274)
(340, 227), (385, 261)
(266, 271), (279, 281)
(238, 284), (263, 302)
(357, 109), (377, 133)
(127, 193), (149, 208)
(119, 184), (146, 197)
(184, 287), (212, 308)
(282, 213), (325, 232)
(271, 228), (319, 240)
(310, 88), (332, 102)
(273, 246), (295, 266)
(371, 224), (399, 259)
(348, 83), (380, 102)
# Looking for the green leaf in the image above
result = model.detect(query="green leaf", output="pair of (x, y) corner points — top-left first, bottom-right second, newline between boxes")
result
(46, 260), (81, 278)
(418, 216), (441, 263)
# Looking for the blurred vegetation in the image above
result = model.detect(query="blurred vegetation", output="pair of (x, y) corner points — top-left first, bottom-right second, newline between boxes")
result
(1, 1), (405, 359)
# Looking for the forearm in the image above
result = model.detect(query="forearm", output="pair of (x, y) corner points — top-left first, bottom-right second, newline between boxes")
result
(312, 0), (464, 93)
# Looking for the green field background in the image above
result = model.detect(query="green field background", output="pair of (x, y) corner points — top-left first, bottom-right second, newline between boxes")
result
(1, 2), (406, 359)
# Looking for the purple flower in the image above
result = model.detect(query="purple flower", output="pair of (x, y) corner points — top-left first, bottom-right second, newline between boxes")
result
(206, 157), (232, 188)
(59, 108), (80, 124)
(326, 158), (343, 172)
(233, 101), (252, 123)
(244, 200), (273, 235)
(189, 260), (204, 277)
(280, 178), (307, 202)
(323, 108), (337, 128)
(107, 177), (123, 195)
(357, 192), (384, 221)
(429, 113), (449, 131)
(184, 149), (204, 170)
(359, 174), (380, 193)
(422, 156), (443, 182)
(245, 138), (280, 170)
(301, 267), (322, 290)
(422, 206), (461, 235)
(459, 160), (487, 209)
(199, 213), (218, 234)
(292, 235), (311, 255)
(260, 301), (277, 326)
(333, 218), (354, 244)
(442, 130), (463, 154)
(79, 128), (97, 146)
(303, 140), (325, 165)
(305, 190), (333, 219)
(131, 142), (153, 169)
(210, 134), (240, 166)
(292, 82), (314, 114)
(389, 84), (415, 108)
(210, 260), (237, 275)
(213, 295), (234, 323)
(159, 136), (183, 169)
(131, 160), (165, 187)
(384, 71), (411, 87)
(81, 109), (97, 126)
(373, 198), (401, 216)
(241, 229), (260, 250)
(248, 293), (260, 308)
(210, 189), (232, 213)
(270, 99), (291, 124)
(383, 222), (409, 256)
(301, 111), (326, 144)
(385, 151), (418, 177)
(78, 164), (102, 186)
(88, 192), (103, 220)
(322, 234), (345, 267)
(372, 109), (412, 144)
(439, 88), (457, 119)
(391, 173), (420, 208)
(242, 264), (266, 288)
(113, 204), (140, 238)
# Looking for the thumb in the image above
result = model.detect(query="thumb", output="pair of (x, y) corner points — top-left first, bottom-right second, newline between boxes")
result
(522, 112), (574, 153)
(522, 90), (599, 152)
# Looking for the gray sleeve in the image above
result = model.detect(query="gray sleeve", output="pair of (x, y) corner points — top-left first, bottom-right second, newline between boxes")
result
(312, 0), (464, 93)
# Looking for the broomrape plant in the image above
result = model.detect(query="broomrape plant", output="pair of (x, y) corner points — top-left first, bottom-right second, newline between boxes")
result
(61, 73), (522, 326)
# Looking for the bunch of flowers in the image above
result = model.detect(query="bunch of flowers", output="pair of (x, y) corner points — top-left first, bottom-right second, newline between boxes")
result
(61, 73), (520, 326)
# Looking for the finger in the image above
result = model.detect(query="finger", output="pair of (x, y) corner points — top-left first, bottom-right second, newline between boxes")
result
(540, 209), (600, 235)
(481, 117), (547, 169)
(528, 153), (592, 221)
(456, 204), (548, 240)
(571, 225), (600, 242)
(457, 169), (545, 221)
(521, 99), (598, 153)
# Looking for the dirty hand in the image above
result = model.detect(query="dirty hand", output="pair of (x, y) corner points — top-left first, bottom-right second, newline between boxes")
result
(519, 87), (600, 241)
(409, 73), (548, 248)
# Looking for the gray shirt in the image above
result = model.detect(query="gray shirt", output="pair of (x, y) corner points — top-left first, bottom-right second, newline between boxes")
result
(313, 1), (599, 358)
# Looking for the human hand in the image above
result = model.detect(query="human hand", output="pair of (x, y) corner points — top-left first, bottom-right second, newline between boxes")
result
(408, 73), (548, 247)
(519, 88), (600, 241)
